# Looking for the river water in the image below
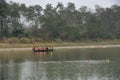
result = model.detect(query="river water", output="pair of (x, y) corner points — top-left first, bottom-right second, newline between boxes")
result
(0, 47), (120, 80)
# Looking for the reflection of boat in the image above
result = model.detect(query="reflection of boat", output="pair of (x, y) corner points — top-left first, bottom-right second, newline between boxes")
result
(33, 49), (53, 52)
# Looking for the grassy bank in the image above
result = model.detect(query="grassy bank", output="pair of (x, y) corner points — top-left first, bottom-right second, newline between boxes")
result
(1, 39), (120, 48)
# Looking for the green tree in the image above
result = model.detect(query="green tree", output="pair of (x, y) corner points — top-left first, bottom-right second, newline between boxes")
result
(40, 4), (59, 39)
(0, 0), (7, 40)
(26, 5), (42, 37)
(1, 1), (120, 41)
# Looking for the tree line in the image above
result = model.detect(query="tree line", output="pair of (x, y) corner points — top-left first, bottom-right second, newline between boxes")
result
(0, 0), (120, 41)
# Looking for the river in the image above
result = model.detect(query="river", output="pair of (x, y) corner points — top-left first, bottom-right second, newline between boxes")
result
(0, 47), (120, 80)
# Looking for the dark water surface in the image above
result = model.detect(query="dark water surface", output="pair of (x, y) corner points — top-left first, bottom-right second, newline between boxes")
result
(0, 48), (120, 80)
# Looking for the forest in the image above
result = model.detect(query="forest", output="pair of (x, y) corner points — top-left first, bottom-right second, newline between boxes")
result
(0, 0), (120, 42)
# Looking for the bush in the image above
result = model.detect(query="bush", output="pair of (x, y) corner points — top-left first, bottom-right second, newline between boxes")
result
(55, 39), (63, 44)
(19, 38), (31, 44)
(1, 37), (45, 44)
(31, 38), (43, 43)
(4, 37), (20, 44)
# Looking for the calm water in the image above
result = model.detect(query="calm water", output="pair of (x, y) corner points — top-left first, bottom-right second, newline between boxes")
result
(0, 48), (120, 80)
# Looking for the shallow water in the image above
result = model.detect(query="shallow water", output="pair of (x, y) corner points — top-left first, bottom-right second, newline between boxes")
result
(0, 47), (120, 80)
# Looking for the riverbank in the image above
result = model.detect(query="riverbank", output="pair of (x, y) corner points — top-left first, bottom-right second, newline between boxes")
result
(0, 39), (120, 47)
(1, 39), (120, 51)
(0, 45), (120, 51)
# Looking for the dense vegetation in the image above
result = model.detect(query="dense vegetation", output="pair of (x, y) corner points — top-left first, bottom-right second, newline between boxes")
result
(0, 0), (120, 42)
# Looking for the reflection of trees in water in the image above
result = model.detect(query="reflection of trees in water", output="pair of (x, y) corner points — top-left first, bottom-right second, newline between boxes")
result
(44, 62), (117, 80)
(0, 58), (20, 80)
(0, 60), (4, 80)
(18, 60), (47, 80)
(0, 58), (120, 80)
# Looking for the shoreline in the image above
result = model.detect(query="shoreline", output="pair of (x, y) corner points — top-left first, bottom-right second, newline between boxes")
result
(0, 45), (120, 51)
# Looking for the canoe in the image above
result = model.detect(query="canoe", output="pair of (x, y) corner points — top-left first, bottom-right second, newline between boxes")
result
(33, 49), (53, 52)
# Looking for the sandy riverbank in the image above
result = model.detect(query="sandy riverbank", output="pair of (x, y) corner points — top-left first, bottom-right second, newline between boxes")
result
(0, 45), (120, 51)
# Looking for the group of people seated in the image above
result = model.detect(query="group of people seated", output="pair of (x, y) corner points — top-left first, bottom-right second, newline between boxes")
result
(32, 46), (53, 51)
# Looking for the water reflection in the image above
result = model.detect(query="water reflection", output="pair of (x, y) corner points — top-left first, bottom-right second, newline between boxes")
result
(33, 52), (47, 57)
(19, 61), (33, 80)
(0, 48), (120, 80)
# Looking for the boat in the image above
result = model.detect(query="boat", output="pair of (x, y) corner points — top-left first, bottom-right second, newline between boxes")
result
(33, 49), (53, 52)
(32, 46), (54, 52)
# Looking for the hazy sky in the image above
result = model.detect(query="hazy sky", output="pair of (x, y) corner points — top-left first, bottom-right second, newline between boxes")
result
(7, 0), (120, 9)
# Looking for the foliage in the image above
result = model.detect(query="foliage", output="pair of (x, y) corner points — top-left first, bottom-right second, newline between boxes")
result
(3, 37), (20, 43)
(1, 1), (120, 42)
